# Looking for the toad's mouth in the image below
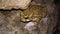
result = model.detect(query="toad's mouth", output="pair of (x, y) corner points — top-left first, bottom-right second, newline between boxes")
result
(20, 19), (32, 23)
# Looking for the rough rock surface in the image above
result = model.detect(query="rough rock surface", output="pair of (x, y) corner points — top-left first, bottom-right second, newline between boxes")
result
(0, 0), (31, 9)
(0, 11), (27, 34)
(0, 0), (57, 34)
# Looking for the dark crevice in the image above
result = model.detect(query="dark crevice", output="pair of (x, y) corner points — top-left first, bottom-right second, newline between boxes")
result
(54, 0), (60, 34)
(54, 0), (60, 4)
(0, 8), (24, 11)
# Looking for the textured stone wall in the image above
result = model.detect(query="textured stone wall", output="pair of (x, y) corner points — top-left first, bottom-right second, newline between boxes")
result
(0, 0), (31, 9)
(0, 0), (58, 34)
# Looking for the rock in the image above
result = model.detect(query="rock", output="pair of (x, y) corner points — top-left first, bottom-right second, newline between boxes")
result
(0, 0), (31, 9)
(24, 22), (38, 34)
(24, 22), (36, 30)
